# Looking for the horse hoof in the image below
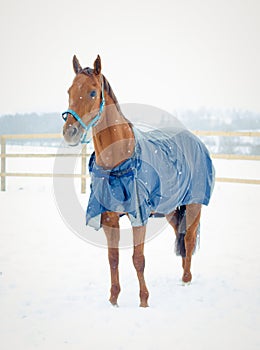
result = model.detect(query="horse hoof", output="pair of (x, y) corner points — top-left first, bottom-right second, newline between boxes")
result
(110, 300), (119, 308)
(109, 297), (119, 307)
(182, 280), (191, 286)
(139, 302), (149, 308)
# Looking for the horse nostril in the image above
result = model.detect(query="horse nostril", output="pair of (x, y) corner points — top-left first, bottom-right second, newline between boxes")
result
(69, 126), (78, 138)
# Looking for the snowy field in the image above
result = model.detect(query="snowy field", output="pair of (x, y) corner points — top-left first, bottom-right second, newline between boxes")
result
(0, 146), (260, 349)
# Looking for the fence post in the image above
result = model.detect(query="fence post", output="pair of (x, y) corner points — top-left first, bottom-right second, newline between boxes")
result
(1, 137), (6, 191)
(81, 144), (87, 193)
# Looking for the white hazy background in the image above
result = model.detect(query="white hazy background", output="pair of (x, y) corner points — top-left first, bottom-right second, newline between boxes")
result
(1, 0), (260, 115)
(1, 2), (260, 349)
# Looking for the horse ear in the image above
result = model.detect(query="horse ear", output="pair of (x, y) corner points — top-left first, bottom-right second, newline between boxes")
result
(73, 55), (82, 74)
(93, 55), (102, 75)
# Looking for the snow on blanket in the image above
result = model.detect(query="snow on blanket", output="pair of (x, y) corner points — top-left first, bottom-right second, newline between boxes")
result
(86, 126), (215, 229)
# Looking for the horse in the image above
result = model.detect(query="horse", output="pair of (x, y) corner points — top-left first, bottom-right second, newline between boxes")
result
(62, 55), (215, 307)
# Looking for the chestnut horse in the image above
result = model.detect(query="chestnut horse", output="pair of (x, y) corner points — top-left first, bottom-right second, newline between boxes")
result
(62, 55), (214, 307)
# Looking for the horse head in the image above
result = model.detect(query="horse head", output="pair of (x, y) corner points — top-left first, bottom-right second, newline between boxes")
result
(62, 55), (104, 146)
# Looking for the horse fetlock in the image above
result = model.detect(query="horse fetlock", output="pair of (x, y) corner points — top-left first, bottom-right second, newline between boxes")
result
(139, 290), (149, 308)
(110, 284), (120, 294)
(182, 271), (192, 283)
(110, 284), (120, 304)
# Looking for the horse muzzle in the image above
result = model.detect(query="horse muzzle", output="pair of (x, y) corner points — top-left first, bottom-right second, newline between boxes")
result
(63, 123), (83, 146)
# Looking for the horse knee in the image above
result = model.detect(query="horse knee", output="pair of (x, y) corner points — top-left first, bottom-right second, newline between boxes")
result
(133, 254), (145, 273)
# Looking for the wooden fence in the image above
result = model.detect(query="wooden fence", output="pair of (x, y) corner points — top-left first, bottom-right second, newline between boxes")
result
(0, 133), (90, 193)
(1, 131), (260, 192)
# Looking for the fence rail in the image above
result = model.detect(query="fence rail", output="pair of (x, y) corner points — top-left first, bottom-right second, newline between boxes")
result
(1, 131), (260, 192)
(192, 130), (260, 137)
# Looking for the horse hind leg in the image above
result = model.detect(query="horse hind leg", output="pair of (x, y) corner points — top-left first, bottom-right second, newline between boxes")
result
(102, 212), (121, 306)
(182, 204), (201, 283)
(166, 204), (201, 283)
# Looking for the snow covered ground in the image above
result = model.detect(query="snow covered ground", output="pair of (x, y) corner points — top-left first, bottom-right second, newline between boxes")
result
(0, 147), (260, 349)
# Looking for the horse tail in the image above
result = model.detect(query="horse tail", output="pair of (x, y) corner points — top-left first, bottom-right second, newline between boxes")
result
(175, 206), (187, 257)
(175, 205), (200, 257)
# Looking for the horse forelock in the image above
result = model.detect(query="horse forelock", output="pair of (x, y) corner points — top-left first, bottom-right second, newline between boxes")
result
(81, 67), (94, 76)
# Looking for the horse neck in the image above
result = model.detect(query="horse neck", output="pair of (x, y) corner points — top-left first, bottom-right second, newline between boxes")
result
(92, 93), (135, 169)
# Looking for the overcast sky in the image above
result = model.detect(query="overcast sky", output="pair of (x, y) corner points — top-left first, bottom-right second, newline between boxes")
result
(1, 0), (260, 115)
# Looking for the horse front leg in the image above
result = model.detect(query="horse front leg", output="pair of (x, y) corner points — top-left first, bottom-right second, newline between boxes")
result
(132, 226), (149, 307)
(101, 212), (121, 306)
(182, 203), (201, 283)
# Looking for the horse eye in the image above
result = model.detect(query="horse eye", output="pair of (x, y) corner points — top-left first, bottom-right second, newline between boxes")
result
(90, 90), (97, 98)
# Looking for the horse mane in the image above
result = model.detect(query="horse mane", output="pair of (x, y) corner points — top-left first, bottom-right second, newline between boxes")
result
(102, 75), (123, 116)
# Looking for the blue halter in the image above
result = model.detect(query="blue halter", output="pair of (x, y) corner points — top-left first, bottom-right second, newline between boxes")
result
(62, 79), (105, 144)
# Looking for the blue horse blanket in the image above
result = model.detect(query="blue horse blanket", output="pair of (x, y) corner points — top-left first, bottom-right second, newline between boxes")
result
(86, 127), (215, 230)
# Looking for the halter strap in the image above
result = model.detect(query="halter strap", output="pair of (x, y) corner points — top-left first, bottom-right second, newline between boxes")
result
(62, 78), (105, 144)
